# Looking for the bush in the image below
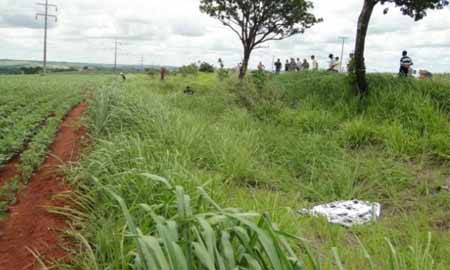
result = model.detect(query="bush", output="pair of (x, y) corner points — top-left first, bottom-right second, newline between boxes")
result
(199, 62), (215, 73)
(145, 68), (160, 77)
(179, 64), (199, 77)
(217, 68), (230, 81)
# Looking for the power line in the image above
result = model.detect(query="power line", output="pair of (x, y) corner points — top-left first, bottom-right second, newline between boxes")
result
(36, 0), (57, 75)
(338, 36), (349, 73)
(113, 38), (128, 72)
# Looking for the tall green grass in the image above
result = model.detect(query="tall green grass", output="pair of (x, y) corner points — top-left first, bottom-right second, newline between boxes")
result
(68, 72), (450, 269)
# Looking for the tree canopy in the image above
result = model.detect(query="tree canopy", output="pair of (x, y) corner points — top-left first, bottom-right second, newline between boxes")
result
(379, 0), (448, 20)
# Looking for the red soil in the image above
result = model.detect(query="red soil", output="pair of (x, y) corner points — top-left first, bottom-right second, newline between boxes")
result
(0, 103), (87, 270)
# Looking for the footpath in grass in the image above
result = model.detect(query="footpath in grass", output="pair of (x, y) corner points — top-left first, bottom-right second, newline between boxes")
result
(65, 72), (450, 270)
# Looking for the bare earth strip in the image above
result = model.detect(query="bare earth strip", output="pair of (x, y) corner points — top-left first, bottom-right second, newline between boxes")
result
(0, 103), (87, 270)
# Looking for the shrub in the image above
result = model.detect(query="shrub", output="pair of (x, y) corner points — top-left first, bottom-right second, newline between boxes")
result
(146, 68), (160, 77)
(199, 62), (215, 73)
(179, 64), (199, 77)
(217, 68), (230, 81)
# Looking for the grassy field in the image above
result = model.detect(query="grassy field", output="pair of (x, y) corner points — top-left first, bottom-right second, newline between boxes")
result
(1, 71), (450, 269)
(55, 71), (450, 270)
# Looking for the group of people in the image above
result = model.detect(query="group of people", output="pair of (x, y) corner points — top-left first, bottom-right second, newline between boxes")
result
(273, 56), (320, 74)
(129, 50), (430, 82)
(272, 54), (346, 74)
(266, 50), (430, 80)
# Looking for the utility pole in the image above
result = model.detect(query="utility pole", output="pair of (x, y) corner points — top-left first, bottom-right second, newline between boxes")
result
(112, 38), (127, 72)
(36, 0), (57, 75)
(338, 36), (349, 72)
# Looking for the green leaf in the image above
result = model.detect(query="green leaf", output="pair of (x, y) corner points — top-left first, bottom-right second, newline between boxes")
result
(221, 231), (236, 270)
(140, 173), (174, 189)
(141, 236), (170, 270)
(193, 242), (215, 270)
(243, 254), (263, 270)
(332, 247), (345, 270)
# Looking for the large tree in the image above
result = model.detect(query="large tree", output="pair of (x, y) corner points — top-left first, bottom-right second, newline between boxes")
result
(200, 0), (320, 78)
(354, 0), (448, 96)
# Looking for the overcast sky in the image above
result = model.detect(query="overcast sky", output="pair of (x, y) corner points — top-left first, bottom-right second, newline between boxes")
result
(0, 0), (449, 72)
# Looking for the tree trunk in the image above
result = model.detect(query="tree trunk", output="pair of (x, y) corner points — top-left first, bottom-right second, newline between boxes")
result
(239, 46), (252, 79)
(354, 0), (376, 96)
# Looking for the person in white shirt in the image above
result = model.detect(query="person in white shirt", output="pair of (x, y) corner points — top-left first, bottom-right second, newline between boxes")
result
(334, 57), (341, 72)
(328, 54), (337, 72)
(257, 62), (265, 71)
(311, 55), (319, 70)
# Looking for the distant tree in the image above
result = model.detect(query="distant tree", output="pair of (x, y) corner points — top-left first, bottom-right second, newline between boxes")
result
(199, 62), (215, 73)
(354, 0), (448, 96)
(200, 0), (320, 79)
(19, 66), (43, 74)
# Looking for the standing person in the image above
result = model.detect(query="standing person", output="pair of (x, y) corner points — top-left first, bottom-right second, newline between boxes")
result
(290, 58), (297, 72)
(327, 54), (336, 72)
(160, 67), (167, 80)
(257, 61), (266, 71)
(296, 58), (302, 71)
(285, 59), (290, 72)
(334, 57), (341, 72)
(399, 50), (413, 77)
(238, 62), (243, 75)
(275, 59), (282, 74)
(218, 58), (224, 69)
(302, 59), (310, 70)
(311, 55), (319, 70)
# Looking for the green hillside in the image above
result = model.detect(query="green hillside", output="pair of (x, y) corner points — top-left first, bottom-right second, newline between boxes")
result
(60, 71), (450, 270)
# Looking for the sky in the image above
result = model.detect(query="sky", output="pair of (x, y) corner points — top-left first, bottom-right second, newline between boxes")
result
(0, 0), (449, 72)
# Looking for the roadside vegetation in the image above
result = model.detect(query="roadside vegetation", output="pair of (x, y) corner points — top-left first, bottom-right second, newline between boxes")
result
(62, 72), (450, 270)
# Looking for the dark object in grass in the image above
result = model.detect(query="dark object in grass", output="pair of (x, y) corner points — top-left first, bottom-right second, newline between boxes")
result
(184, 86), (194, 95)
(120, 72), (127, 81)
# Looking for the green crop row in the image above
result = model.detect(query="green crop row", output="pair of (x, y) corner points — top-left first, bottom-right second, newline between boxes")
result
(0, 74), (114, 219)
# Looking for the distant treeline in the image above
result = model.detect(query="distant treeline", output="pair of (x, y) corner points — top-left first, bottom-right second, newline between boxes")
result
(0, 66), (79, 75)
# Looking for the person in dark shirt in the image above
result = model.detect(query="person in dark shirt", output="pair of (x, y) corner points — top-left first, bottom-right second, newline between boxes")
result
(285, 60), (290, 72)
(399, 50), (413, 77)
(301, 59), (310, 70)
(275, 59), (282, 74)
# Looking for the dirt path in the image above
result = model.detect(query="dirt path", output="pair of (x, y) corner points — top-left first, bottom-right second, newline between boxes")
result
(0, 103), (87, 270)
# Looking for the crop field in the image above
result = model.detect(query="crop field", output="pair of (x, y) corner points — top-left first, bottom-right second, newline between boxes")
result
(1, 72), (450, 270)
(0, 75), (111, 218)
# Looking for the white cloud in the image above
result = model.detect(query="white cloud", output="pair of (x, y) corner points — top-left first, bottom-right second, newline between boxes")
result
(0, 0), (449, 72)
